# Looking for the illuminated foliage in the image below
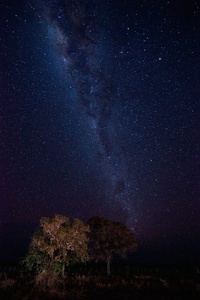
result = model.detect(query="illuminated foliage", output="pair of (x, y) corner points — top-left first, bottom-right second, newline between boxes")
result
(24, 215), (89, 276)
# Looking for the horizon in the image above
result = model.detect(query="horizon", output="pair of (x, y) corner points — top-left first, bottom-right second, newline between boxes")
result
(1, 220), (199, 265)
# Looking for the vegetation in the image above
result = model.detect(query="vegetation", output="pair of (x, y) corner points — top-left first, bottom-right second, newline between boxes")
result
(1, 214), (198, 299)
(88, 216), (137, 275)
(0, 264), (199, 300)
(23, 215), (89, 277)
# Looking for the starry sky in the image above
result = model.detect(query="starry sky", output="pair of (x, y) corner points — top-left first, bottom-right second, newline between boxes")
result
(1, 0), (200, 263)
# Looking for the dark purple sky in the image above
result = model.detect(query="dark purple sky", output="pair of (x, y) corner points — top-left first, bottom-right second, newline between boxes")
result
(1, 0), (200, 263)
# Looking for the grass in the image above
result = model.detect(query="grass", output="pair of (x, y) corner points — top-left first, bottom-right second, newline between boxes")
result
(0, 264), (200, 299)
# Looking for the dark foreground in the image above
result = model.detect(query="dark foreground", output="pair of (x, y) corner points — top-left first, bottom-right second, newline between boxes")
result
(0, 264), (200, 299)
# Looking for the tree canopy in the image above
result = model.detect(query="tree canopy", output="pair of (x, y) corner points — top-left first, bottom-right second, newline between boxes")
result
(24, 215), (89, 276)
(87, 216), (137, 275)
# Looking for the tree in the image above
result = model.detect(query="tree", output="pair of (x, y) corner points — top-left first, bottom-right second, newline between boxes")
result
(88, 216), (137, 275)
(24, 215), (89, 277)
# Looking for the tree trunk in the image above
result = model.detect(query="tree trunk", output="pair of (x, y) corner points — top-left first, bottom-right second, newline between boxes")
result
(62, 251), (66, 277)
(62, 262), (65, 277)
(107, 256), (111, 275)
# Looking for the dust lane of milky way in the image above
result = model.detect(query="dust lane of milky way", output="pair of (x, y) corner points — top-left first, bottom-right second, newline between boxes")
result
(45, 0), (138, 224)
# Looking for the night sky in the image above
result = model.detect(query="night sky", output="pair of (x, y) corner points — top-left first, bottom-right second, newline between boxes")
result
(1, 0), (200, 264)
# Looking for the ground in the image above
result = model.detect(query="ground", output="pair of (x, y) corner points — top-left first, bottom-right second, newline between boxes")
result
(0, 264), (200, 299)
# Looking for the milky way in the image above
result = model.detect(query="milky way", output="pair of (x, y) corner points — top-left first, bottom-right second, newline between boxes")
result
(44, 0), (137, 224)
